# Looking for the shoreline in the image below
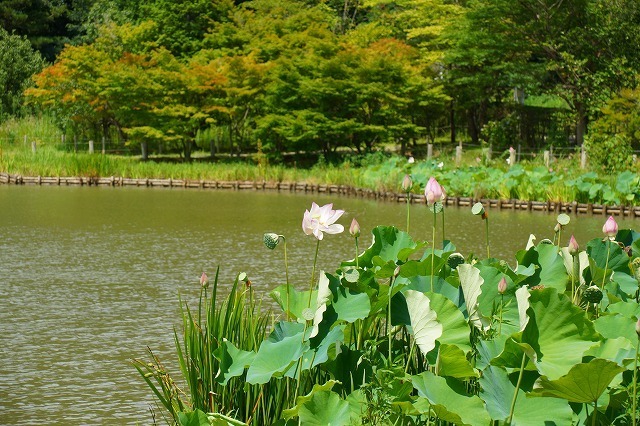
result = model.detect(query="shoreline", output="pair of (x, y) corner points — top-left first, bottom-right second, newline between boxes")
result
(1, 172), (638, 218)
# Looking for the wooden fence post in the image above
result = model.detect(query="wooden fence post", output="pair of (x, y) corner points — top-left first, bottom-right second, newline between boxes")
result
(544, 150), (550, 168)
(427, 143), (433, 160)
(31, 141), (36, 153)
(455, 145), (462, 165)
(580, 145), (587, 169)
(89, 140), (94, 154)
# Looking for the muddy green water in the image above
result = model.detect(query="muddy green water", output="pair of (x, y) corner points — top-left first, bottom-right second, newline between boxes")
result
(0, 185), (635, 425)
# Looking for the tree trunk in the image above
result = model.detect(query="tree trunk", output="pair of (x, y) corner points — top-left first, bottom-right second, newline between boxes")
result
(450, 100), (456, 146)
(576, 109), (588, 146)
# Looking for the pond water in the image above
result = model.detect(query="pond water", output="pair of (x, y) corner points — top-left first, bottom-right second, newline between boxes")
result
(0, 185), (636, 425)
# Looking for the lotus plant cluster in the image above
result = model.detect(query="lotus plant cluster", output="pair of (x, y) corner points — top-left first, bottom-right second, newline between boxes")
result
(137, 177), (640, 426)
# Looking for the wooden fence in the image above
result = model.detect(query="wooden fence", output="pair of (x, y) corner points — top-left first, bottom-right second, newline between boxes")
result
(1, 172), (638, 217)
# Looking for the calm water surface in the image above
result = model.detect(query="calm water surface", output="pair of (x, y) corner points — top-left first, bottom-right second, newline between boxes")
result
(0, 185), (636, 425)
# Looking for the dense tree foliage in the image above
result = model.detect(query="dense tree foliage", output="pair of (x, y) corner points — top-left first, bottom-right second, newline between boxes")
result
(0, 27), (45, 118)
(12, 0), (640, 163)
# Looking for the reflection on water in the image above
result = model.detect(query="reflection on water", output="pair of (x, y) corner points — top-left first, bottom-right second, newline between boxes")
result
(0, 185), (635, 424)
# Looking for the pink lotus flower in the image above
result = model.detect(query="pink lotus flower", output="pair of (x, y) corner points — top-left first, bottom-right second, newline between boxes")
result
(425, 177), (443, 205)
(302, 202), (345, 240)
(568, 235), (579, 256)
(602, 216), (618, 239)
(349, 218), (360, 238)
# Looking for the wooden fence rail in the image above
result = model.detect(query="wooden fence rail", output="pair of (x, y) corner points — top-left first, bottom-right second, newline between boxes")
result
(1, 172), (638, 217)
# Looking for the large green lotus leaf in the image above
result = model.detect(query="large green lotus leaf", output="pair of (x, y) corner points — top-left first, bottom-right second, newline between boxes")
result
(490, 336), (538, 372)
(332, 285), (371, 323)
(436, 344), (478, 378)
(458, 264), (491, 331)
(516, 243), (568, 291)
(294, 325), (344, 374)
(516, 286), (531, 332)
(213, 339), (256, 385)
(611, 271), (639, 297)
(521, 288), (602, 380)
(530, 358), (624, 403)
(297, 391), (353, 426)
(178, 409), (246, 426)
(283, 381), (339, 420)
(479, 365), (572, 426)
(476, 335), (507, 371)
(607, 299), (640, 317)
(246, 322), (308, 384)
(427, 292), (472, 353)
(342, 226), (419, 268)
(405, 290), (443, 355)
(270, 284), (317, 321)
(345, 389), (367, 420)
(406, 275), (462, 308)
(587, 238), (630, 273)
(476, 265), (521, 336)
(617, 229), (640, 248)
(633, 238), (640, 258)
(412, 371), (491, 426)
(593, 313), (637, 343)
(559, 247), (589, 286)
(585, 337), (636, 366)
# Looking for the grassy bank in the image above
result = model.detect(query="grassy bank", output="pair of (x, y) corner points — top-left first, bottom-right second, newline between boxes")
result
(1, 143), (639, 206)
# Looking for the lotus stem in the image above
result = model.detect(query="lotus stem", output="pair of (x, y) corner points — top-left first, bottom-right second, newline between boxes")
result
(283, 238), (290, 321)
(307, 239), (321, 307)
(405, 337), (416, 374)
(499, 294), (504, 335)
(388, 276), (395, 365)
(602, 240), (611, 289)
(506, 352), (527, 425)
(592, 400), (598, 426)
(406, 194), (411, 234)
(431, 208), (436, 292)
(485, 217), (490, 259)
(355, 236), (359, 269)
(633, 337), (639, 426)
(442, 207), (446, 243)
(572, 254), (579, 304)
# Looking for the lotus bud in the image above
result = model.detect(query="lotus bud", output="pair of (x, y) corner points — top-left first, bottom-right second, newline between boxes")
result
(263, 233), (282, 250)
(425, 177), (443, 206)
(602, 216), (618, 240)
(349, 218), (361, 238)
(402, 174), (413, 192)
(568, 235), (579, 256)
(200, 272), (209, 289)
(498, 277), (507, 294)
(636, 318), (640, 338)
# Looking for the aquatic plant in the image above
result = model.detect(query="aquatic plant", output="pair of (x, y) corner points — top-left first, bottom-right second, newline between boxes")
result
(137, 196), (640, 426)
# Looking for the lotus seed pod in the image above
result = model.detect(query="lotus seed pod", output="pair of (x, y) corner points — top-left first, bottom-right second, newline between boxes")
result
(263, 233), (281, 250)
(447, 253), (465, 269)
(302, 308), (315, 321)
(498, 277), (507, 294)
(583, 285), (603, 304)
(471, 202), (485, 217)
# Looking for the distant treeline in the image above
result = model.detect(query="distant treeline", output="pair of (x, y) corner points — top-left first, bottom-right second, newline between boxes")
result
(3, 0), (640, 170)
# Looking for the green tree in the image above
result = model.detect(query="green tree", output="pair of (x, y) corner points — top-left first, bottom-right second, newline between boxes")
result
(0, 27), (45, 119)
(445, 0), (640, 146)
